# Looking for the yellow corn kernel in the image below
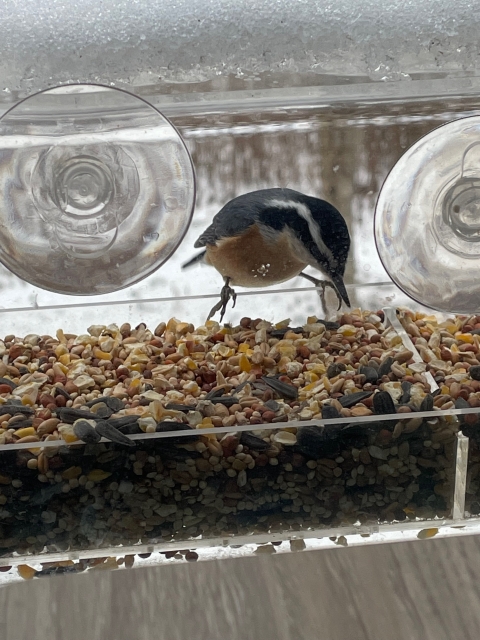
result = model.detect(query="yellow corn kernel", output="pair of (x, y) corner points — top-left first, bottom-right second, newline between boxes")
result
(58, 424), (79, 443)
(183, 381), (200, 395)
(14, 427), (36, 439)
(56, 328), (67, 344)
(197, 418), (216, 438)
(58, 354), (71, 366)
(55, 344), (69, 357)
(18, 564), (36, 580)
(304, 372), (319, 384)
(338, 324), (356, 336)
(216, 345), (235, 358)
(455, 333), (474, 344)
(87, 469), (112, 482)
(62, 466), (82, 480)
(93, 347), (112, 361)
(129, 363), (144, 372)
(417, 528), (438, 539)
(441, 385), (450, 395)
(444, 324), (457, 334)
(183, 357), (197, 370)
(176, 343), (189, 357)
(27, 447), (41, 455)
(238, 343), (250, 353)
(175, 322), (190, 335)
(303, 381), (320, 392)
(239, 354), (251, 372)
(166, 317), (181, 333)
(129, 378), (142, 389)
(284, 331), (303, 341)
(53, 362), (68, 375)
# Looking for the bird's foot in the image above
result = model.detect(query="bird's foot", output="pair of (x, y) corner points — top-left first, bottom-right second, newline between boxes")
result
(207, 278), (237, 323)
(299, 272), (343, 312)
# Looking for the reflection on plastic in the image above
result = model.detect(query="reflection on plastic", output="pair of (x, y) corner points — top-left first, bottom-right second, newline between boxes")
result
(375, 115), (480, 314)
(0, 84), (195, 295)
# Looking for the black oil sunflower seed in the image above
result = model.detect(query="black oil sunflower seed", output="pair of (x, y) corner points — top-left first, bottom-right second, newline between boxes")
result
(0, 377), (17, 389)
(420, 394), (435, 412)
(359, 366), (378, 384)
(0, 404), (34, 416)
(56, 408), (101, 423)
(210, 396), (240, 407)
(73, 419), (102, 444)
(261, 376), (298, 400)
(338, 391), (373, 408)
(377, 356), (394, 377)
(95, 420), (136, 447)
(240, 431), (269, 451)
(373, 391), (396, 415)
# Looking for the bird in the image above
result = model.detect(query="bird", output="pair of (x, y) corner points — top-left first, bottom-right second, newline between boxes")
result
(182, 188), (351, 322)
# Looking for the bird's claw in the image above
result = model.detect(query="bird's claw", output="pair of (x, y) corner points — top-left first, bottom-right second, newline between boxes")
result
(299, 272), (342, 313)
(207, 278), (237, 323)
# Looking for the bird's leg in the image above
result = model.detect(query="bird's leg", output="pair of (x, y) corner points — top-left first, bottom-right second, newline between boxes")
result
(299, 272), (343, 313)
(207, 277), (237, 323)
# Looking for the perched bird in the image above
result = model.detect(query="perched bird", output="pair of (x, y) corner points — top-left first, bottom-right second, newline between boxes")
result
(182, 188), (351, 321)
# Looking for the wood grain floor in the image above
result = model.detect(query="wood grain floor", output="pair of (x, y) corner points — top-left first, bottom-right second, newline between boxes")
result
(1, 535), (480, 640)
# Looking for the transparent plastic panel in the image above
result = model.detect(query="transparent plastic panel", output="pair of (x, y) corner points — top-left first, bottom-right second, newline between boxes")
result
(2, 96), (480, 324)
(2, 79), (480, 582)
(1, 0), (480, 104)
(0, 301), (478, 568)
(0, 410), (467, 563)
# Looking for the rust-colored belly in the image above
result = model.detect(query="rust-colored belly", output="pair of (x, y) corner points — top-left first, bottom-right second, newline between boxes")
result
(205, 225), (307, 287)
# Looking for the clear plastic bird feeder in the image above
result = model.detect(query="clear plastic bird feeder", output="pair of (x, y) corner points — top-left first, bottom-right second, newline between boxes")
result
(0, 84), (196, 295)
(375, 116), (480, 315)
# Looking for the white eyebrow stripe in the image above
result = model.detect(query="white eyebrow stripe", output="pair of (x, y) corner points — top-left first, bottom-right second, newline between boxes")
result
(268, 199), (335, 267)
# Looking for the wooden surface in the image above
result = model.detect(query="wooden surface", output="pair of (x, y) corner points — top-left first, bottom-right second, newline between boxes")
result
(1, 535), (480, 640)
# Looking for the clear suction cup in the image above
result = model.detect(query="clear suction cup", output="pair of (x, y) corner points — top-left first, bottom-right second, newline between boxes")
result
(375, 115), (480, 314)
(0, 84), (195, 295)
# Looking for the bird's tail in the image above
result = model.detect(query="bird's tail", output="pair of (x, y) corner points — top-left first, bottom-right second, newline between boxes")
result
(331, 273), (351, 308)
(182, 250), (207, 270)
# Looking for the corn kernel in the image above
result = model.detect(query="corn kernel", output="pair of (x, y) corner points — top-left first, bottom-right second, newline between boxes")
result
(455, 333), (474, 343)
(93, 348), (112, 361)
(14, 427), (36, 439)
(87, 469), (112, 482)
(183, 357), (197, 370)
(62, 466), (82, 480)
(56, 328), (67, 344)
(18, 564), (36, 580)
(239, 354), (251, 372)
(55, 344), (69, 357)
(417, 528), (438, 539)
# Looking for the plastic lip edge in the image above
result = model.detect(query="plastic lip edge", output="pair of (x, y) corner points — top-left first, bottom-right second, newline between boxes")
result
(0, 406), (476, 452)
(0, 82), (197, 297)
(2, 517), (480, 568)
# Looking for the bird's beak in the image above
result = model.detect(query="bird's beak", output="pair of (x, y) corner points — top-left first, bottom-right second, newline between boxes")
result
(330, 273), (351, 308)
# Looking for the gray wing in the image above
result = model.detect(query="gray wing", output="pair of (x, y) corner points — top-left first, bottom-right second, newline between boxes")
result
(193, 189), (292, 248)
